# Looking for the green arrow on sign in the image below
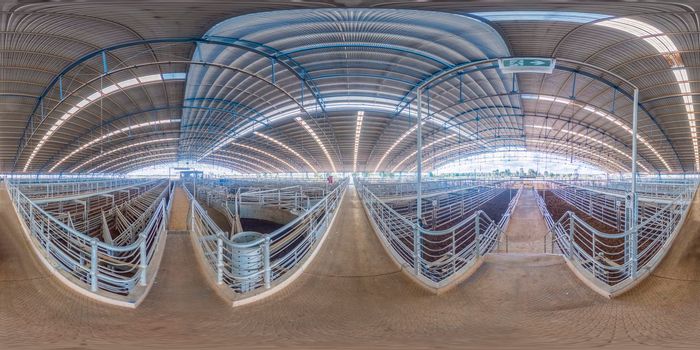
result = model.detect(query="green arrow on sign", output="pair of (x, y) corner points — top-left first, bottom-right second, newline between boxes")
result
(499, 58), (556, 74)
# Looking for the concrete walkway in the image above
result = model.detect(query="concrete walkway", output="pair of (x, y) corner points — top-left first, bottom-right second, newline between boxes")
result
(502, 188), (549, 253)
(167, 187), (189, 231)
(2, 185), (700, 349)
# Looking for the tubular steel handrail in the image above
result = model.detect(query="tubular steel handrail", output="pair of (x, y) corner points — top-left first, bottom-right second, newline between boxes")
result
(236, 185), (311, 213)
(186, 179), (335, 216)
(536, 180), (698, 294)
(11, 178), (153, 201)
(357, 179), (518, 289)
(555, 179), (697, 200)
(494, 186), (523, 253)
(6, 179), (174, 301)
(361, 178), (497, 199)
(185, 178), (348, 296)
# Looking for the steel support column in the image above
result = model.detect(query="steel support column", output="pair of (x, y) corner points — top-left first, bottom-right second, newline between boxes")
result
(414, 90), (422, 276)
(628, 88), (639, 278)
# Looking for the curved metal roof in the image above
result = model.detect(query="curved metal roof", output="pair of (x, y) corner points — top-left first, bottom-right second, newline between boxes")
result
(1, 1), (699, 174)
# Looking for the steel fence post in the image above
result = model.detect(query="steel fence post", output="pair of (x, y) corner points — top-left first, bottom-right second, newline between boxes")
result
(216, 236), (223, 285)
(264, 237), (271, 289)
(475, 214), (481, 257)
(568, 214), (574, 257)
(139, 234), (147, 286)
(629, 88), (640, 279)
(90, 239), (98, 292)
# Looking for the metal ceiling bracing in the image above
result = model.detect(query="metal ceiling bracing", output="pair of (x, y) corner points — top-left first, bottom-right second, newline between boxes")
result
(1, 0), (699, 174)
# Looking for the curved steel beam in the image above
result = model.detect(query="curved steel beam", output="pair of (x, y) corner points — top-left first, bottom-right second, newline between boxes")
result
(15, 36), (329, 169)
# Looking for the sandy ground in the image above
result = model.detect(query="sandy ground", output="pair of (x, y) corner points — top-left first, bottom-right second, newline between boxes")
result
(1, 185), (700, 349)
(502, 188), (550, 253)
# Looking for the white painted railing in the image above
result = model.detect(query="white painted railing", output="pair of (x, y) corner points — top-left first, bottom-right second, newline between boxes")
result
(357, 180), (518, 289)
(185, 178), (348, 296)
(536, 180), (697, 294)
(6, 179), (173, 303)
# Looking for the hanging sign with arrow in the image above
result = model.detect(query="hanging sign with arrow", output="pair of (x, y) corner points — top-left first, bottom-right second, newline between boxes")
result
(498, 57), (556, 74)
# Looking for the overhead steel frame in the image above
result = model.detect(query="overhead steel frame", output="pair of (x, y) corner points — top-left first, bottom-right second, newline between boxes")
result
(37, 58), (320, 170)
(14, 37), (329, 171)
(403, 113), (642, 173)
(416, 57), (642, 280)
(51, 97), (289, 174)
(385, 62), (679, 172)
(387, 103), (658, 174)
(29, 58), (324, 173)
(409, 138), (631, 175)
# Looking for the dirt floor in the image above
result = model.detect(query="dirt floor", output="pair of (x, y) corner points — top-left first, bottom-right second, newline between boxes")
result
(540, 189), (617, 234)
(502, 188), (550, 253)
(540, 189), (627, 266)
(2, 185), (700, 349)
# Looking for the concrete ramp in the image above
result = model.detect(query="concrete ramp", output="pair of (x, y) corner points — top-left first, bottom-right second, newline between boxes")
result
(650, 189), (700, 282)
(2, 185), (700, 348)
(167, 187), (190, 231)
(502, 188), (549, 253)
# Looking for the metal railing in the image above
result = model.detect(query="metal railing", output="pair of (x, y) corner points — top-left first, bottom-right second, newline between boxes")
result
(111, 183), (174, 245)
(6, 179), (174, 300)
(387, 186), (506, 230)
(361, 178), (500, 199)
(185, 178), (348, 296)
(357, 180), (518, 288)
(206, 177), (337, 197)
(554, 179), (696, 201)
(11, 178), (151, 201)
(36, 181), (164, 237)
(235, 186), (311, 213)
(545, 181), (678, 233)
(536, 180), (697, 293)
(185, 181), (317, 235)
(496, 186), (523, 250)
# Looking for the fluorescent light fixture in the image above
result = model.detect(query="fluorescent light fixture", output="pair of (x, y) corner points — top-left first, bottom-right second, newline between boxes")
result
(373, 122), (424, 172)
(214, 150), (282, 173)
(353, 111), (364, 172)
(100, 152), (178, 173)
(49, 119), (180, 172)
(471, 11), (611, 24)
(90, 147), (177, 172)
(74, 137), (179, 173)
(254, 131), (318, 173)
(23, 72), (185, 172)
(295, 117), (337, 172)
(228, 143), (299, 173)
(522, 93), (671, 171)
(391, 134), (456, 172)
(597, 17), (694, 171)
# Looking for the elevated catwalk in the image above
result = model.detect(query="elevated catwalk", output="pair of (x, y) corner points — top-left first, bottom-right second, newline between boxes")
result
(1, 185), (700, 349)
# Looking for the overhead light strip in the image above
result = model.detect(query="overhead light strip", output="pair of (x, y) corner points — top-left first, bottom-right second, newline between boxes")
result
(391, 134), (456, 172)
(215, 149), (283, 173)
(208, 154), (273, 173)
(88, 147), (178, 173)
(198, 99), (474, 165)
(229, 143), (299, 173)
(99, 152), (178, 173)
(353, 111), (364, 172)
(295, 117), (336, 172)
(412, 139), (627, 173)
(254, 131), (318, 173)
(522, 94), (671, 172)
(595, 18), (695, 171)
(72, 137), (178, 173)
(373, 121), (425, 172)
(23, 72), (185, 171)
(49, 119), (180, 172)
